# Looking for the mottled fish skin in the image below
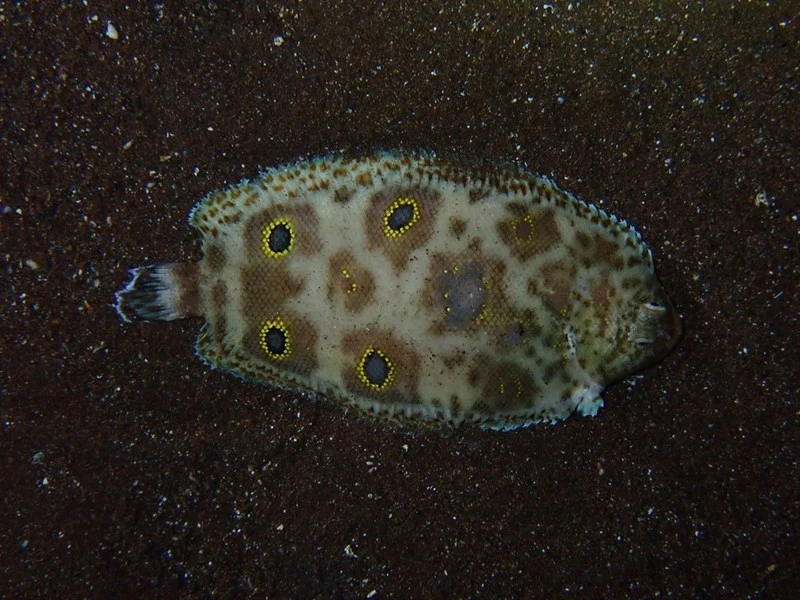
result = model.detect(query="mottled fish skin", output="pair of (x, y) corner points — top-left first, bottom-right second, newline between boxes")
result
(115, 151), (681, 430)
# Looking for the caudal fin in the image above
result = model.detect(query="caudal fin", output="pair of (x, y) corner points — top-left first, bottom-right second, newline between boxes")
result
(115, 263), (201, 322)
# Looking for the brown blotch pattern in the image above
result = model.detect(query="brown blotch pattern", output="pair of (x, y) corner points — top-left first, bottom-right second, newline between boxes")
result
(441, 351), (468, 371)
(575, 230), (591, 250)
(497, 205), (562, 263)
(581, 234), (624, 271)
(341, 329), (422, 404)
(204, 243), (226, 271)
(494, 309), (542, 355)
(327, 249), (376, 314)
(469, 356), (539, 412)
(172, 263), (202, 317)
(468, 188), (489, 203)
(530, 261), (578, 316)
(240, 263), (304, 322)
(449, 216), (467, 239)
(620, 275), (641, 291)
(589, 274), (613, 331)
(365, 186), (442, 272)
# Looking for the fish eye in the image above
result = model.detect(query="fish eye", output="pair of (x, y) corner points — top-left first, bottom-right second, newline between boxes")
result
(643, 301), (666, 312)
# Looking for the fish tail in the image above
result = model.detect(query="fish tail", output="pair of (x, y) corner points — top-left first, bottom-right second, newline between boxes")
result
(115, 263), (201, 322)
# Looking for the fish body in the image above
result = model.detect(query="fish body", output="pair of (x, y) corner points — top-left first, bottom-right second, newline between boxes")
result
(115, 151), (680, 429)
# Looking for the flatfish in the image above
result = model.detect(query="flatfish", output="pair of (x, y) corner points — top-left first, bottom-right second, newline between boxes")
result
(115, 151), (681, 429)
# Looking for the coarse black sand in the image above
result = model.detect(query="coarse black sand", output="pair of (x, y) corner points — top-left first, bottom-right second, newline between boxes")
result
(1, 2), (797, 597)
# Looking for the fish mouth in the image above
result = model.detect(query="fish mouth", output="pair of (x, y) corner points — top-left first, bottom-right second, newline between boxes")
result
(631, 293), (682, 365)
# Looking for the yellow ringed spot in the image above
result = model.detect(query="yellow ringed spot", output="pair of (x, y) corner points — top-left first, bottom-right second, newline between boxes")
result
(382, 197), (421, 238)
(259, 316), (291, 360)
(261, 218), (295, 258)
(513, 214), (535, 242)
(357, 346), (395, 391)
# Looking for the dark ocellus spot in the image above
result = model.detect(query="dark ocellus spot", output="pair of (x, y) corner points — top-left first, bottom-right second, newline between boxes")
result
(387, 202), (415, 233)
(268, 222), (292, 254)
(264, 326), (287, 356)
(363, 349), (390, 387)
